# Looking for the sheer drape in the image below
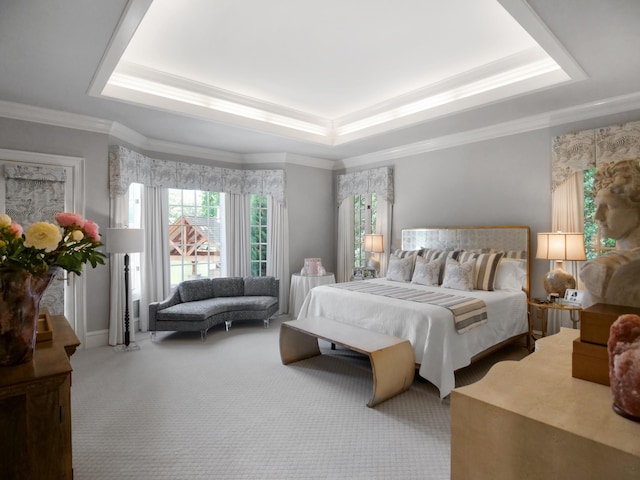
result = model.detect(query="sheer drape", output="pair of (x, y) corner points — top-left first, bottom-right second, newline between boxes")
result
(108, 193), (131, 346)
(547, 171), (585, 333)
(139, 186), (171, 333)
(337, 197), (355, 283)
(223, 193), (251, 277)
(376, 197), (393, 277)
(267, 196), (289, 313)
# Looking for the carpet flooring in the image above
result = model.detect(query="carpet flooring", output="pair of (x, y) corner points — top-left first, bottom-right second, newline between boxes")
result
(70, 316), (527, 479)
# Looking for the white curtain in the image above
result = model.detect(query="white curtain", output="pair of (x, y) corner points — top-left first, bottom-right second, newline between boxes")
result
(139, 186), (171, 332)
(108, 193), (131, 346)
(548, 171), (585, 332)
(267, 196), (289, 313)
(223, 193), (251, 277)
(337, 197), (355, 283)
(376, 197), (393, 277)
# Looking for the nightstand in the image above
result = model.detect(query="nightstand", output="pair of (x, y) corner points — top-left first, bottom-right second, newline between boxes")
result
(527, 298), (582, 346)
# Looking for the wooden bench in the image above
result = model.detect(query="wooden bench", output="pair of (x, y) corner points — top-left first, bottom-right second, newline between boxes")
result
(279, 317), (415, 407)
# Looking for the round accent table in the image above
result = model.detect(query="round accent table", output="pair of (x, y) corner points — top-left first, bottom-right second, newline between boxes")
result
(288, 273), (335, 319)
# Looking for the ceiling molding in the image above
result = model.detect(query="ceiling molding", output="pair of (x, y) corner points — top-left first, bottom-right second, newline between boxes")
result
(2, 91), (640, 171)
(0, 99), (112, 134)
(337, 90), (640, 169)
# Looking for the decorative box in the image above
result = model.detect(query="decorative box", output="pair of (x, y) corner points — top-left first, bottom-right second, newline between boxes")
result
(572, 338), (609, 386)
(36, 307), (53, 343)
(580, 303), (640, 346)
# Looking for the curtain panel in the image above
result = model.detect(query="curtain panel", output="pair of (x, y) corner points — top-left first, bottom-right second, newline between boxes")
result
(109, 145), (286, 205)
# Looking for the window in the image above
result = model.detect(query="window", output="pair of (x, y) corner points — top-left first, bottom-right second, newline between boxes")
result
(354, 193), (377, 267)
(250, 194), (267, 276)
(168, 189), (221, 287)
(584, 168), (616, 260)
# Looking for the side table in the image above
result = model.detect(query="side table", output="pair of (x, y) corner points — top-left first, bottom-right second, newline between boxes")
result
(527, 298), (582, 344)
(289, 273), (335, 319)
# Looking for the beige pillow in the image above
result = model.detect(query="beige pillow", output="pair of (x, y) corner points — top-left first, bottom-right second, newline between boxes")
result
(442, 257), (475, 291)
(386, 254), (414, 282)
(411, 255), (442, 286)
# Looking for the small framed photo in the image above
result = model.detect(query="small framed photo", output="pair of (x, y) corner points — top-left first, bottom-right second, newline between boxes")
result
(352, 267), (364, 279)
(563, 288), (584, 306)
(363, 267), (376, 279)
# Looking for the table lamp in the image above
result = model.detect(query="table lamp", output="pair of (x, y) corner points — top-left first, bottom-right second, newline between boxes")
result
(364, 234), (384, 272)
(536, 232), (586, 298)
(106, 228), (145, 350)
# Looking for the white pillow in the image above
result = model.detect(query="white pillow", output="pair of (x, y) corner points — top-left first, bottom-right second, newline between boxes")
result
(386, 254), (414, 282)
(411, 255), (442, 286)
(442, 257), (475, 291)
(495, 259), (526, 291)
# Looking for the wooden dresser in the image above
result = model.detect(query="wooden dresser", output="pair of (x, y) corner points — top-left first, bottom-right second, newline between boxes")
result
(451, 328), (640, 480)
(0, 314), (80, 479)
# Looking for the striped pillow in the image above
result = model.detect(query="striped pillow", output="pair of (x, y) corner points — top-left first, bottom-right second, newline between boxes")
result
(503, 250), (527, 259)
(421, 248), (446, 261)
(456, 251), (505, 291)
(393, 248), (425, 258)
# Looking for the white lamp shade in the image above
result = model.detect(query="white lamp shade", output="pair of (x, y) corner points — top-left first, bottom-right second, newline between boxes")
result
(364, 234), (384, 253)
(536, 232), (586, 261)
(106, 228), (145, 254)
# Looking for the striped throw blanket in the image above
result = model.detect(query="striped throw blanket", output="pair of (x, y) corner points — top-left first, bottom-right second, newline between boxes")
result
(329, 282), (487, 334)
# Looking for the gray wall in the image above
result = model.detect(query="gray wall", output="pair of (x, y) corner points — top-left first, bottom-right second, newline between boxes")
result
(285, 163), (335, 277)
(387, 129), (551, 299)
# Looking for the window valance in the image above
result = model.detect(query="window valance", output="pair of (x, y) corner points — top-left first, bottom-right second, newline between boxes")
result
(337, 166), (394, 206)
(552, 119), (640, 190)
(4, 164), (66, 182)
(109, 145), (286, 205)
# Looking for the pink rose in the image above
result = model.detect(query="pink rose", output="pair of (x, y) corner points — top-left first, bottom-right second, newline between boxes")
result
(83, 220), (100, 242)
(55, 212), (85, 228)
(9, 222), (23, 237)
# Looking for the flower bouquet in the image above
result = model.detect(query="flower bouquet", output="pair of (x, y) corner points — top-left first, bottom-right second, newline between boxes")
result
(0, 212), (106, 366)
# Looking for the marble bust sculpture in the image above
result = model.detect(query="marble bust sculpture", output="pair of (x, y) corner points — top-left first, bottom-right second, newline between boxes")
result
(580, 159), (640, 307)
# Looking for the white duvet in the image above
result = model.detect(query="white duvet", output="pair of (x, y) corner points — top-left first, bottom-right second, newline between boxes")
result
(296, 278), (528, 399)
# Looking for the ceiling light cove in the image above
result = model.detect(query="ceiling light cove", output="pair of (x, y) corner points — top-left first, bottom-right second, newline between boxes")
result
(102, 51), (569, 146)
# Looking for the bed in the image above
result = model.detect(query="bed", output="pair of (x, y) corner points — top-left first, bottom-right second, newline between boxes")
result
(297, 226), (530, 399)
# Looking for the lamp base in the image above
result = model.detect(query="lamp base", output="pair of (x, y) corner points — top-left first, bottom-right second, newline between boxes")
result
(542, 268), (576, 298)
(113, 342), (140, 352)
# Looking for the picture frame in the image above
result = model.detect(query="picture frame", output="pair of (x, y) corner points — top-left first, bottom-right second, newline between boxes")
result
(352, 267), (364, 279)
(562, 288), (584, 307)
(363, 267), (377, 279)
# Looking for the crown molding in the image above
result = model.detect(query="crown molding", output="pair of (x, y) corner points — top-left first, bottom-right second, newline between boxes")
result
(0, 99), (112, 134)
(337, 90), (640, 169)
(2, 91), (640, 172)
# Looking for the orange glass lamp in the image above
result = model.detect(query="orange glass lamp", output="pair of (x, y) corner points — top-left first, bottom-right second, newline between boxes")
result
(364, 234), (384, 271)
(536, 232), (586, 298)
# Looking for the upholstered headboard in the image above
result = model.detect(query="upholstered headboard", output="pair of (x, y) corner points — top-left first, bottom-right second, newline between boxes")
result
(401, 225), (531, 295)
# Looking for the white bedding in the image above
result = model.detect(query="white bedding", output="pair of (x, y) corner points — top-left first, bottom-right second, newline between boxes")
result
(297, 278), (528, 399)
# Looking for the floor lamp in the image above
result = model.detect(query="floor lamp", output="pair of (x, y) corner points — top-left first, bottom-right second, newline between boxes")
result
(106, 228), (145, 351)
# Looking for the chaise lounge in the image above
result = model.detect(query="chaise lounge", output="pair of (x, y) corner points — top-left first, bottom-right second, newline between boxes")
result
(149, 276), (279, 341)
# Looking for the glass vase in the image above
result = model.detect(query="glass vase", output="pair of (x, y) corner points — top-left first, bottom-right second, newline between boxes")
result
(0, 268), (58, 367)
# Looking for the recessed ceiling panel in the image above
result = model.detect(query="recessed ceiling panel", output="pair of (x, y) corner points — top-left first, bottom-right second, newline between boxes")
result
(97, 0), (580, 144)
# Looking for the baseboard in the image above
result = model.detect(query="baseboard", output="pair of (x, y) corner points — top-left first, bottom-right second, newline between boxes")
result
(84, 329), (109, 349)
